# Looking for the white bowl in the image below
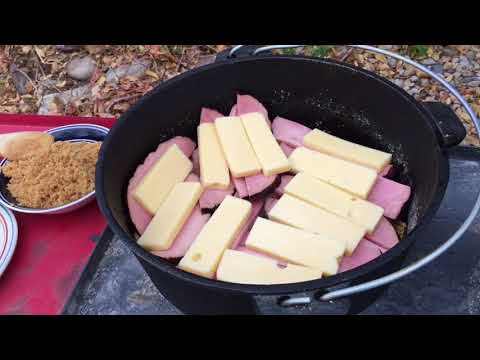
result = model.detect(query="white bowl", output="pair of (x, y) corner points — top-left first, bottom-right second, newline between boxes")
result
(0, 124), (109, 215)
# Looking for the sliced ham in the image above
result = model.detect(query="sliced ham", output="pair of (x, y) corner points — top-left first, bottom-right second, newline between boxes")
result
(191, 149), (200, 176)
(152, 205), (210, 259)
(379, 164), (395, 178)
(127, 136), (196, 234)
(245, 173), (277, 197)
(272, 116), (311, 148)
(366, 217), (399, 250)
(339, 239), (387, 273)
(368, 176), (411, 220)
(264, 195), (279, 214)
(231, 198), (265, 249)
(274, 175), (294, 197)
(200, 107), (224, 123)
(199, 179), (235, 209)
(229, 104), (238, 116)
(280, 142), (295, 157)
(232, 177), (249, 198)
(236, 94), (271, 127)
(185, 173), (200, 182)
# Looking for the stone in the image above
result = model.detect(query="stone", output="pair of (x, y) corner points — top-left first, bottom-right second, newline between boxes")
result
(468, 81), (480, 88)
(38, 85), (92, 115)
(430, 64), (444, 75)
(106, 59), (151, 84)
(388, 58), (397, 68)
(442, 47), (458, 57)
(422, 58), (437, 66)
(67, 56), (96, 81)
(9, 64), (30, 95)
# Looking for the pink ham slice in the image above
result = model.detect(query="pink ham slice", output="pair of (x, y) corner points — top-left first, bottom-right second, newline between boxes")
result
(274, 175), (294, 197)
(127, 136), (196, 234)
(191, 148), (200, 176)
(152, 205), (210, 259)
(264, 195), (279, 214)
(231, 198), (265, 249)
(368, 176), (411, 220)
(366, 217), (399, 250)
(272, 116), (311, 148)
(236, 94), (271, 127)
(379, 164), (394, 178)
(280, 142), (295, 157)
(199, 179), (235, 209)
(229, 104), (238, 116)
(339, 239), (387, 273)
(200, 107), (224, 123)
(232, 177), (249, 198)
(245, 173), (277, 197)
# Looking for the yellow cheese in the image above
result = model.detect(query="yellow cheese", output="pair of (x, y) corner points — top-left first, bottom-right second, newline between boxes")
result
(133, 144), (192, 214)
(304, 129), (392, 172)
(197, 123), (230, 190)
(245, 217), (341, 276)
(214, 116), (262, 177)
(217, 250), (323, 285)
(178, 196), (252, 279)
(240, 113), (291, 176)
(137, 182), (203, 251)
(285, 173), (384, 233)
(289, 147), (377, 199)
(268, 194), (366, 255)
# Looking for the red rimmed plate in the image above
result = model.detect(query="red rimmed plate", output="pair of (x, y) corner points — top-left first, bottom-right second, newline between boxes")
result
(0, 204), (18, 277)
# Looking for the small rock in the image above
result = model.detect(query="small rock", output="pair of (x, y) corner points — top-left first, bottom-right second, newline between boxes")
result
(196, 54), (216, 67)
(67, 56), (96, 81)
(466, 51), (477, 61)
(410, 75), (419, 82)
(56, 45), (83, 52)
(430, 64), (444, 75)
(467, 80), (480, 88)
(404, 66), (416, 77)
(106, 59), (151, 84)
(421, 58), (437, 65)
(9, 64), (31, 95)
(442, 47), (458, 57)
(387, 58), (397, 68)
(393, 79), (404, 87)
(38, 85), (92, 115)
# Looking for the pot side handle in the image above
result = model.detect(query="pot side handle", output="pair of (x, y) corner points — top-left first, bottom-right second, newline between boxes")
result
(422, 102), (467, 148)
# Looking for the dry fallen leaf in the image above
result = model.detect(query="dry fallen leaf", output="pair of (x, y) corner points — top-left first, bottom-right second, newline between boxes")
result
(145, 70), (159, 80)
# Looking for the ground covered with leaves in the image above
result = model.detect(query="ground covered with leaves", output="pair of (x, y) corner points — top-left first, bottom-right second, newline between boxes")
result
(0, 45), (479, 146)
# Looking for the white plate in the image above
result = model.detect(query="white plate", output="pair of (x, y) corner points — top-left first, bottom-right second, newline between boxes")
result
(0, 205), (18, 278)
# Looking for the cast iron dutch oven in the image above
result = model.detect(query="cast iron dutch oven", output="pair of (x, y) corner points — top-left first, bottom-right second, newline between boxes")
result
(96, 45), (470, 314)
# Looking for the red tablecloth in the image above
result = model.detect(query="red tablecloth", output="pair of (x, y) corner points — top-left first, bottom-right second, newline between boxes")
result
(0, 113), (115, 315)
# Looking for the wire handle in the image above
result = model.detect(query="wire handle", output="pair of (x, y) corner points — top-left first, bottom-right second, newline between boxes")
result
(230, 45), (480, 304)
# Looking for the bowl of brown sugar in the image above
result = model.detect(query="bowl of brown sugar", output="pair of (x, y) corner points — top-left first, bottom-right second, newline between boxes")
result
(0, 124), (109, 214)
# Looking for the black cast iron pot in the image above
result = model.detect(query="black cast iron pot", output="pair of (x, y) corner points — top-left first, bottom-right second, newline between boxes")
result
(95, 48), (467, 315)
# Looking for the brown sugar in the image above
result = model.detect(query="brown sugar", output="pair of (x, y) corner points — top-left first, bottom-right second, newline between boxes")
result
(2, 141), (102, 209)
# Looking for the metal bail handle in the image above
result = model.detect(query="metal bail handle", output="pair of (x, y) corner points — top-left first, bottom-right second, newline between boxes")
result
(230, 44), (480, 303)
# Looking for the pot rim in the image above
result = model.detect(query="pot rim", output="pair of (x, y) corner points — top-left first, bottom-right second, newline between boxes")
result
(96, 54), (449, 296)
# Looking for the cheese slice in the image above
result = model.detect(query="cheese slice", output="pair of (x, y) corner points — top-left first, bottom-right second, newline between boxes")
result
(304, 129), (392, 173)
(133, 144), (193, 214)
(285, 173), (384, 233)
(217, 250), (323, 285)
(289, 147), (377, 199)
(198, 123), (230, 189)
(268, 194), (366, 255)
(245, 217), (341, 275)
(240, 113), (291, 176)
(137, 182), (203, 251)
(214, 116), (262, 177)
(178, 195), (252, 278)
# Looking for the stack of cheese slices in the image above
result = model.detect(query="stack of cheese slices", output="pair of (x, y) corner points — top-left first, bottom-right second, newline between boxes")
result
(129, 95), (411, 285)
